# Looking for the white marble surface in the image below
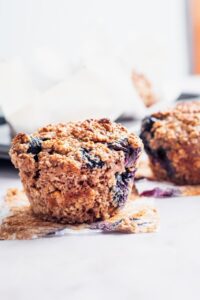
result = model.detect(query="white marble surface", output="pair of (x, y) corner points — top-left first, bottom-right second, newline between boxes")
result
(0, 161), (200, 300)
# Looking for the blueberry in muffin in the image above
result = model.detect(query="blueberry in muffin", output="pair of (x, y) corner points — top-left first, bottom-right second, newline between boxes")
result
(140, 101), (200, 185)
(10, 119), (142, 223)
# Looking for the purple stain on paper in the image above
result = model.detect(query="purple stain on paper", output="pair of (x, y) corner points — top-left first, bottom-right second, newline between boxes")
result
(140, 187), (180, 198)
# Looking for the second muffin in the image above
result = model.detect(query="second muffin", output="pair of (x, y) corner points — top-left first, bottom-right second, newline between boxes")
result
(140, 101), (200, 185)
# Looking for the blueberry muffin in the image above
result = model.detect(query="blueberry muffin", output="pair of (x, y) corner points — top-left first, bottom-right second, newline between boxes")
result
(10, 119), (142, 223)
(140, 101), (200, 185)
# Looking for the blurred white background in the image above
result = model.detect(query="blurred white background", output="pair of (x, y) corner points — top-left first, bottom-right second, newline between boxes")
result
(0, 0), (192, 134)
(0, 0), (189, 80)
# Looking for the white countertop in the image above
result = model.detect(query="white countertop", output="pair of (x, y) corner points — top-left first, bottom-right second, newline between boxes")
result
(0, 160), (200, 300)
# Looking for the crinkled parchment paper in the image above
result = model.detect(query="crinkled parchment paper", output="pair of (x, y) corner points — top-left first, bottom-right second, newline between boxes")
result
(0, 188), (159, 240)
(2, 158), (200, 240)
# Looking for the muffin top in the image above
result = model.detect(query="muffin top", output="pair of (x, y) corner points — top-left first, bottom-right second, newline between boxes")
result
(141, 101), (200, 148)
(10, 118), (142, 171)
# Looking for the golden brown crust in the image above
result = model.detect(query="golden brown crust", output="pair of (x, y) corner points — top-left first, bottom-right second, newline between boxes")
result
(10, 119), (142, 223)
(140, 101), (200, 185)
